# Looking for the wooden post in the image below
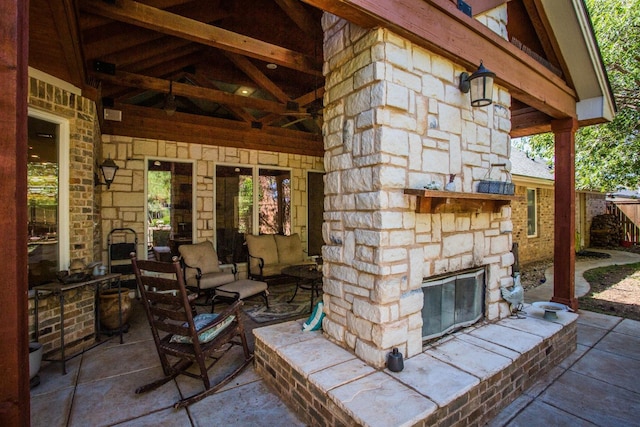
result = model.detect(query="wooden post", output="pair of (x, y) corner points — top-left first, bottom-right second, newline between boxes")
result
(551, 118), (579, 311)
(0, 0), (29, 424)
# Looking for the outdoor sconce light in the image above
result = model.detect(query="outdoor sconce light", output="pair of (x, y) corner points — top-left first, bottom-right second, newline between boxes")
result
(95, 157), (119, 189)
(459, 61), (496, 107)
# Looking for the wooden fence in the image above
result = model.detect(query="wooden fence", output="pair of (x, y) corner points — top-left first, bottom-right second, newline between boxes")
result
(607, 201), (640, 244)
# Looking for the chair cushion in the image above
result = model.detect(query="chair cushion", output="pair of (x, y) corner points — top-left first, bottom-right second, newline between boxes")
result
(216, 279), (268, 300)
(169, 313), (235, 344)
(179, 241), (221, 281)
(246, 234), (279, 271)
(275, 233), (305, 265)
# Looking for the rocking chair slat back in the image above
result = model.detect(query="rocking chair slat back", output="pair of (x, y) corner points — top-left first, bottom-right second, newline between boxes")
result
(130, 254), (253, 408)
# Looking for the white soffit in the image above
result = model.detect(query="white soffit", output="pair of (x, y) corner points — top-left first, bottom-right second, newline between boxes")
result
(539, 0), (615, 123)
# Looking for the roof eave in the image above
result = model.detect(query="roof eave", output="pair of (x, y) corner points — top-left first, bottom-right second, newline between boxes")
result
(539, 0), (616, 124)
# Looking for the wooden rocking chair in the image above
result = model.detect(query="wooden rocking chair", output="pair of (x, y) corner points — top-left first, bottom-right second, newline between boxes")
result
(130, 254), (253, 408)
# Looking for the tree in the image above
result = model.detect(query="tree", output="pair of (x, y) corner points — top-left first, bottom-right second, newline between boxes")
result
(516, 0), (640, 191)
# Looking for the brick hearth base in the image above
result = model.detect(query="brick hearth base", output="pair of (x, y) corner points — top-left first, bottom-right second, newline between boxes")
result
(254, 309), (577, 427)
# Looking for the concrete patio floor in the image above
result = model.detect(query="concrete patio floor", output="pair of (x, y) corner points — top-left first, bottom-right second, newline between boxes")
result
(30, 251), (640, 426)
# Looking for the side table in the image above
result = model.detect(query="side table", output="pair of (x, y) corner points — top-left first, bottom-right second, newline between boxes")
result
(33, 273), (123, 374)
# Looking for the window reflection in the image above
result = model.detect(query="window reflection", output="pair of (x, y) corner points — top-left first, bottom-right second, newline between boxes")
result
(147, 160), (193, 258)
(28, 117), (59, 287)
(215, 166), (291, 264)
(216, 166), (253, 264)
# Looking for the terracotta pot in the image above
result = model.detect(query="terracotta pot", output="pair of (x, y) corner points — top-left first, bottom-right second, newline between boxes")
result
(100, 289), (132, 330)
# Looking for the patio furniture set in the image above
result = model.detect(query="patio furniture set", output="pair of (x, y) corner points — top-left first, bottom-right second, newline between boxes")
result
(129, 234), (322, 407)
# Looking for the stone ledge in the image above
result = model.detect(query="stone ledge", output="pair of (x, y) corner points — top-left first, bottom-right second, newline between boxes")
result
(254, 308), (577, 427)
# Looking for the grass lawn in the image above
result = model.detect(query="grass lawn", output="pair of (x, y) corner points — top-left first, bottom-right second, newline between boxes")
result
(581, 262), (640, 321)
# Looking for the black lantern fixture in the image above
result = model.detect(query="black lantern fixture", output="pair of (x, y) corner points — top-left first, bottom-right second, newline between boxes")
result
(459, 61), (495, 107)
(164, 80), (177, 116)
(96, 157), (119, 189)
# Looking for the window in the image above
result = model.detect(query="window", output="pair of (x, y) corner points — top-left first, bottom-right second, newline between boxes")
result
(258, 168), (291, 235)
(215, 165), (290, 264)
(27, 111), (70, 288)
(147, 160), (194, 257)
(527, 188), (537, 237)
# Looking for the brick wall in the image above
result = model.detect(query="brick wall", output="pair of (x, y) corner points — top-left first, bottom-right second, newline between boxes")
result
(28, 287), (96, 356)
(28, 76), (101, 265)
(511, 184), (607, 265)
(511, 184), (555, 265)
(28, 75), (102, 355)
(255, 318), (577, 427)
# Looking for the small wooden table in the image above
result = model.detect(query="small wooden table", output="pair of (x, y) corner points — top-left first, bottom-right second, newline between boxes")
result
(33, 273), (123, 374)
(282, 264), (322, 312)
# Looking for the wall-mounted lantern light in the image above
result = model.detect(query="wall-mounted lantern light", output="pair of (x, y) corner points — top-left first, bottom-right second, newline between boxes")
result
(459, 61), (495, 107)
(95, 157), (119, 189)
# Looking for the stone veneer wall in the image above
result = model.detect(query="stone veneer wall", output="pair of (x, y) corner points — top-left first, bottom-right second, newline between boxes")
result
(511, 184), (555, 264)
(100, 135), (324, 275)
(27, 75), (101, 353)
(320, 10), (514, 367)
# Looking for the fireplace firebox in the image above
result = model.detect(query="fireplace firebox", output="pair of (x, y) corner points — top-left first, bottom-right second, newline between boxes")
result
(421, 267), (485, 340)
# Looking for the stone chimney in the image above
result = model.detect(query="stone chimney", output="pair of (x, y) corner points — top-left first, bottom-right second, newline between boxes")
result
(321, 8), (514, 368)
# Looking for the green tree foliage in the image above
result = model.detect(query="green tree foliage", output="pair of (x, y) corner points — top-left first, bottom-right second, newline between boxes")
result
(516, 0), (640, 191)
(148, 171), (171, 225)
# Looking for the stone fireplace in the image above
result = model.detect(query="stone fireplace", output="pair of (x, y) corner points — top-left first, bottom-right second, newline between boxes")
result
(255, 7), (580, 426)
(320, 9), (514, 368)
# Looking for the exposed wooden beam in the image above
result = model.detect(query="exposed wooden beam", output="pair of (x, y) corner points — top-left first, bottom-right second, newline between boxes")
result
(224, 52), (292, 103)
(192, 74), (257, 123)
(467, 0), (508, 16)
(124, 45), (202, 74)
(302, 0), (577, 119)
(510, 107), (552, 137)
(259, 87), (326, 125)
(103, 103), (323, 156)
(274, 0), (320, 36)
(94, 70), (302, 115)
(49, 0), (86, 89)
(81, 0), (322, 76)
(101, 36), (195, 68)
(524, 0), (573, 91)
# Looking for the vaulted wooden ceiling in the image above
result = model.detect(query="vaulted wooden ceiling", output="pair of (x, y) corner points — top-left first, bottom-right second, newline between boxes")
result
(28, 0), (587, 154)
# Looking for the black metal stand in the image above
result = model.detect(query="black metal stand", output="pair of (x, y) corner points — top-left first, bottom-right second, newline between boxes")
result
(33, 273), (123, 375)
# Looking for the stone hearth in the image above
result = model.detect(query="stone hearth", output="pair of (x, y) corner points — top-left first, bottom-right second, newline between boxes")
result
(255, 308), (577, 427)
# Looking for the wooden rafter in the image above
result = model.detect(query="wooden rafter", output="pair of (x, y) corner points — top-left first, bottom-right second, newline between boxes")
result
(94, 70), (304, 115)
(49, 0), (86, 88)
(274, 0), (320, 36)
(191, 74), (256, 123)
(224, 52), (292, 103)
(81, 0), (322, 76)
(103, 103), (323, 156)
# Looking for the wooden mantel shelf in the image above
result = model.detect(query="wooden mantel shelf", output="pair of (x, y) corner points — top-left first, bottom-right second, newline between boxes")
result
(404, 189), (521, 213)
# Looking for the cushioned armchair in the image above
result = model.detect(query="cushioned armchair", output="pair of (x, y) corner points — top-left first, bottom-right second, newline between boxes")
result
(245, 233), (313, 281)
(178, 241), (236, 304)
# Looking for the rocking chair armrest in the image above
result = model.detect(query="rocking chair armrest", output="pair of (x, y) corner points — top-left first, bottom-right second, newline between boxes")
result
(198, 300), (244, 334)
